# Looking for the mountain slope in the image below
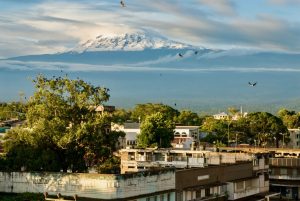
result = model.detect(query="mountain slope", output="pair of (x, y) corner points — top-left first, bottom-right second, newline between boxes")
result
(5, 32), (300, 69)
(72, 32), (194, 52)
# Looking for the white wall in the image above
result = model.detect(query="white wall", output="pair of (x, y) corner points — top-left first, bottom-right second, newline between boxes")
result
(0, 171), (175, 200)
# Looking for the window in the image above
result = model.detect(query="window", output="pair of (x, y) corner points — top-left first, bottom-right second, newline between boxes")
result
(196, 190), (201, 198)
(128, 152), (135, 160)
(253, 159), (258, 166)
(236, 181), (244, 191)
(204, 188), (210, 196)
(280, 168), (287, 175)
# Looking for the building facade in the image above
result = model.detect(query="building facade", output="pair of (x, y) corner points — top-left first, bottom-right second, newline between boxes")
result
(120, 148), (269, 201)
(0, 170), (176, 201)
(288, 128), (300, 148)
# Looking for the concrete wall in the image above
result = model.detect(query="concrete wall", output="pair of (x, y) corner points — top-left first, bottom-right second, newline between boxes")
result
(0, 170), (175, 200)
(176, 162), (253, 191)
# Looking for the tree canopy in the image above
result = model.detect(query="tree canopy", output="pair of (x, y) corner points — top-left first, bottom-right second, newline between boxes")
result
(0, 102), (26, 121)
(137, 112), (175, 148)
(247, 112), (288, 147)
(3, 75), (124, 172)
(175, 110), (202, 126)
(131, 103), (179, 122)
(277, 108), (300, 129)
(201, 112), (288, 147)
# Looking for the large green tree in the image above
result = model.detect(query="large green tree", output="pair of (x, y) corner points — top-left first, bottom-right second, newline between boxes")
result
(247, 112), (288, 147)
(0, 102), (26, 121)
(278, 108), (300, 129)
(137, 112), (175, 148)
(111, 108), (131, 124)
(131, 103), (179, 122)
(175, 110), (201, 126)
(201, 117), (229, 144)
(3, 75), (123, 172)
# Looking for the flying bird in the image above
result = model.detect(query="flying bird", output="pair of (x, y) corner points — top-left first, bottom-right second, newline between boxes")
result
(248, 82), (257, 87)
(120, 0), (125, 7)
(178, 53), (183, 57)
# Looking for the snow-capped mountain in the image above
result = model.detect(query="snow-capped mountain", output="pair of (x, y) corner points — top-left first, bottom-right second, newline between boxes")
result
(7, 31), (300, 70)
(73, 32), (195, 53)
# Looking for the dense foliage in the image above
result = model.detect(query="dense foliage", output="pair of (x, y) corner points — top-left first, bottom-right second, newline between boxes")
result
(201, 111), (288, 147)
(0, 102), (26, 122)
(137, 112), (175, 148)
(247, 112), (288, 147)
(3, 75), (124, 172)
(131, 103), (179, 122)
(278, 108), (300, 129)
(1, 82), (296, 173)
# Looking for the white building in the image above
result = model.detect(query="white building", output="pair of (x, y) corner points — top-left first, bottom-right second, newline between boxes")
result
(112, 123), (200, 149)
(112, 122), (140, 148)
(0, 170), (176, 201)
(288, 128), (300, 148)
(213, 112), (229, 120)
(173, 126), (200, 149)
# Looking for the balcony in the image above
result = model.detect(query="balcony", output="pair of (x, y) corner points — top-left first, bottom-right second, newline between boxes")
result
(270, 158), (300, 167)
(232, 188), (260, 200)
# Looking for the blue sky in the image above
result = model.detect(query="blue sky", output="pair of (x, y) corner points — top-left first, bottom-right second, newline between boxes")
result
(1, 0), (300, 58)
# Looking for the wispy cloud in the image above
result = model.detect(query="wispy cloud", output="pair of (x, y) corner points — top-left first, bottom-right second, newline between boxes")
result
(199, 0), (236, 16)
(2, 60), (300, 73)
(268, 0), (300, 5)
(1, 0), (300, 58)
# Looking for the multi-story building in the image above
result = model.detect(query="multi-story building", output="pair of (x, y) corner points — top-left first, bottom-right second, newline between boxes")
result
(173, 126), (200, 149)
(120, 148), (270, 201)
(0, 169), (176, 201)
(288, 128), (300, 148)
(112, 123), (200, 149)
(219, 146), (300, 200)
(120, 149), (210, 174)
(176, 161), (268, 201)
(112, 122), (140, 147)
(269, 157), (300, 199)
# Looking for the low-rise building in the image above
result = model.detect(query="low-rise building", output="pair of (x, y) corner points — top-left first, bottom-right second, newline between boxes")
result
(95, 105), (115, 113)
(269, 157), (300, 199)
(0, 170), (176, 201)
(176, 162), (268, 201)
(120, 149), (210, 174)
(173, 126), (199, 149)
(112, 122), (140, 148)
(112, 123), (201, 149)
(213, 112), (229, 120)
(288, 128), (300, 148)
(120, 148), (270, 201)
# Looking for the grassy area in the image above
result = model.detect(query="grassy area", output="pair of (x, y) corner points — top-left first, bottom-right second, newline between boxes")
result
(0, 192), (45, 201)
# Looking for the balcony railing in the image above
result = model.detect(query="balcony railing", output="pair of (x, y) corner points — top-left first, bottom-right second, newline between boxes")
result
(270, 158), (300, 167)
